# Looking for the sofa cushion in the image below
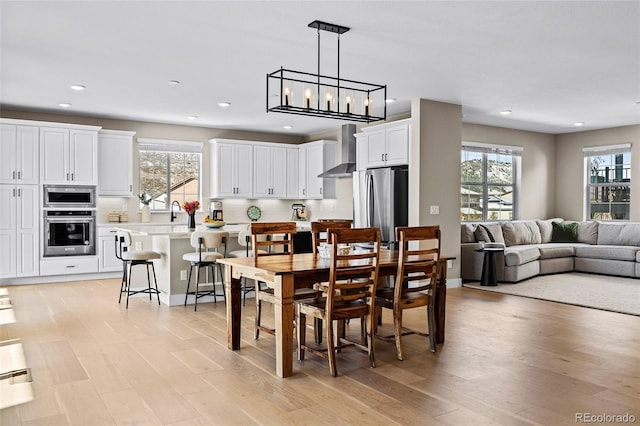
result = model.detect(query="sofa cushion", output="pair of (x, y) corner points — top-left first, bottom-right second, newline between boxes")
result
(577, 221), (598, 244)
(474, 224), (496, 242)
(502, 221), (542, 246)
(461, 223), (475, 243)
(536, 243), (578, 259)
(536, 218), (564, 243)
(575, 245), (640, 262)
(504, 245), (540, 266)
(477, 222), (505, 244)
(551, 221), (578, 242)
(597, 223), (640, 246)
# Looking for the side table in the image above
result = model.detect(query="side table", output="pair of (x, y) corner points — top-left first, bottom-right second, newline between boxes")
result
(475, 246), (504, 286)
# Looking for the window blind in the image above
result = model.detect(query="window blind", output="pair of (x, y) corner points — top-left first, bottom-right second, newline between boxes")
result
(582, 143), (631, 157)
(462, 141), (523, 156)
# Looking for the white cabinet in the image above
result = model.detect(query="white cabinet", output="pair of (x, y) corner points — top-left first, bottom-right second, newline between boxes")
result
(253, 144), (287, 198)
(298, 140), (337, 199)
(0, 124), (39, 185)
(0, 184), (39, 279)
(40, 257), (98, 276)
(356, 119), (410, 170)
(98, 130), (135, 196)
(98, 227), (121, 272)
(41, 126), (99, 185)
(285, 147), (300, 198)
(210, 139), (253, 198)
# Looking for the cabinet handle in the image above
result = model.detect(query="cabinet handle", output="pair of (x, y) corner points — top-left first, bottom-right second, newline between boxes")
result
(382, 154), (384, 161)
(71, 173), (75, 181)
(66, 265), (76, 268)
(303, 189), (306, 195)
(129, 185), (132, 192)
(320, 187), (323, 195)
(12, 188), (16, 197)
(12, 171), (16, 180)
(17, 171), (21, 180)
(17, 188), (21, 197)
(67, 173), (70, 180)
(385, 153), (388, 161)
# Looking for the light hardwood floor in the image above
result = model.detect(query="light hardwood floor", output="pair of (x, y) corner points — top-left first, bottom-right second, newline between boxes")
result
(1, 278), (639, 425)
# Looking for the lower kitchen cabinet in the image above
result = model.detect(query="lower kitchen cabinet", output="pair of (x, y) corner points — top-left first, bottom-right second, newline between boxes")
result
(99, 227), (122, 272)
(39, 256), (99, 276)
(0, 184), (39, 279)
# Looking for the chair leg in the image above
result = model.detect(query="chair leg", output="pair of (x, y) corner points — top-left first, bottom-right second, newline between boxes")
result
(254, 295), (261, 340)
(194, 264), (200, 312)
(314, 318), (323, 344)
(217, 263), (226, 304)
(394, 308), (404, 361)
(146, 263), (153, 300)
(184, 265), (193, 306)
(427, 306), (436, 353)
(118, 261), (127, 303)
(297, 308), (306, 361)
(328, 319), (337, 377)
(126, 263), (133, 309)
(151, 262), (160, 306)
(367, 313), (376, 368)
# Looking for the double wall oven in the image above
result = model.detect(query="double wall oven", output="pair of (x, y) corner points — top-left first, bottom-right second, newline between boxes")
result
(42, 185), (96, 257)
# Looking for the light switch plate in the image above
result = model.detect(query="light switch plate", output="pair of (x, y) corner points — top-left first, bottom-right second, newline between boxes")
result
(430, 205), (439, 215)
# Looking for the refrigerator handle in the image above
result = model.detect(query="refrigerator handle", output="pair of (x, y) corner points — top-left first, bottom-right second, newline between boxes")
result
(366, 173), (374, 227)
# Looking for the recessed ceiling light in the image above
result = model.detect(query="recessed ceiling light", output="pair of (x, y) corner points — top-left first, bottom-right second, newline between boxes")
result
(283, 125), (292, 130)
(385, 98), (396, 104)
(187, 116), (198, 120)
(574, 122), (585, 126)
(70, 84), (85, 91)
(218, 102), (231, 107)
(168, 80), (180, 85)
(500, 110), (512, 115)
(58, 103), (71, 108)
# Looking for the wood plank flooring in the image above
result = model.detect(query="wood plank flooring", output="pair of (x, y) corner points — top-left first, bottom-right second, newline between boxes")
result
(1, 278), (638, 425)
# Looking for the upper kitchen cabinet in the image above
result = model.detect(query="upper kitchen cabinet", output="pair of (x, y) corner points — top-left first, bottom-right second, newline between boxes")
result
(285, 147), (300, 198)
(298, 140), (337, 199)
(40, 124), (100, 185)
(98, 129), (135, 196)
(210, 139), (253, 198)
(356, 119), (410, 170)
(0, 122), (39, 185)
(253, 143), (287, 198)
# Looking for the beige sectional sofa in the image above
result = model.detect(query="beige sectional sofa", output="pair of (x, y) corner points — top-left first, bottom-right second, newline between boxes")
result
(461, 219), (640, 282)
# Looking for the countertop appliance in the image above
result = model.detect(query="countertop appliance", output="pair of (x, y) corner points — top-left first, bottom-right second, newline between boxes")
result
(211, 200), (223, 221)
(353, 166), (408, 246)
(43, 184), (96, 209)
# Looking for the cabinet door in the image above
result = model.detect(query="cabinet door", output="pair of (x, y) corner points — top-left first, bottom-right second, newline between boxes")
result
(99, 235), (121, 272)
(252, 145), (271, 198)
(286, 147), (299, 198)
(298, 147), (307, 198)
(234, 144), (253, 198)
(0, 125), (17, 184)
(69, 130), (97, 185)
(355, 133), (368, 171)
(16, 185), (39, 277)
(305, 144), (324, 199)
(98, 132), (133, 196)
(365, 130), (387, 168)
(385, 123), (409, 166)
(0, 185), (17, 278)
(41, 127), (70, 184)
(269, 146), (287, 198)
(213, 142), (236, 197)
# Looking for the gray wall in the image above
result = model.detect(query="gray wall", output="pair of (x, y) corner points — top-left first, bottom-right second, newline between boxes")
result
(555, 125), (640, 221)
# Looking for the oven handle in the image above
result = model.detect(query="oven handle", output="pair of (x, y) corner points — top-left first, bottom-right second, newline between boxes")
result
(45, 218), (94, 223)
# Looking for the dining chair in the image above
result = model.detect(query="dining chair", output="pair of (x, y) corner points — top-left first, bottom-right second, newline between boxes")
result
(227, 226), (266, 305)
(296, 227), (381, 377)
(375, 225), (441, 360)
(183, 231), (228, 311)
(311, 220), (353, 253)
(251, 222), (320, 340)
(115, 230), (161, 309)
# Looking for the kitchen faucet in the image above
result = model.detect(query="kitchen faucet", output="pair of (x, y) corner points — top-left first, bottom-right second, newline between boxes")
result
(170, 201), (181, 222)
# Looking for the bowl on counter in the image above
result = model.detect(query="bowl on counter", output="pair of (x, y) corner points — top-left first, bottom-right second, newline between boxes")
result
(203, 221), (225, 229)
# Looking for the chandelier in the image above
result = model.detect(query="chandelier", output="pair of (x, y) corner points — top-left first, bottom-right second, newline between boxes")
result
(267, 20), (387, 123)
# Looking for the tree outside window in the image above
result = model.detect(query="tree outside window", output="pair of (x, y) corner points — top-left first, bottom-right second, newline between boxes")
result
(139, 151), (201, 210)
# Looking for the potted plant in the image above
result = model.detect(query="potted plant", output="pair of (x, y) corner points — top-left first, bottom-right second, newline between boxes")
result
(139, 192), (152, 223)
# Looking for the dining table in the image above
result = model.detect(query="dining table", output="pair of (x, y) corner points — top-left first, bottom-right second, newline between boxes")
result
(217, 250), (453, 378)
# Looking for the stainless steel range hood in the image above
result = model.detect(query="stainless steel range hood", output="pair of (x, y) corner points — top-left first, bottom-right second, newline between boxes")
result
(318, 124), (357, 178)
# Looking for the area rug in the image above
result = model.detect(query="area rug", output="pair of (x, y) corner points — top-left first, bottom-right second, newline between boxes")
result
(463, 272), (640, 316)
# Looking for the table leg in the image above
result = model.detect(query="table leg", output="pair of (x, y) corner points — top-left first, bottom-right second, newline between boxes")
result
(481, 252), (498, 286)
(273, 274), (294, 378)
(435, 260), (447, 344)
(225, 264), (242, 350)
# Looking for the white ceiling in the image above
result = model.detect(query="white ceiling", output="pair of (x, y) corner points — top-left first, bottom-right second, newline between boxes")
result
(1, 1), (639, 136)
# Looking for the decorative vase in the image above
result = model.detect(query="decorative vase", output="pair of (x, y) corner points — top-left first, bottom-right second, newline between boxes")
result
(188, 213), (196, 230)
(141, 204), (151, 223)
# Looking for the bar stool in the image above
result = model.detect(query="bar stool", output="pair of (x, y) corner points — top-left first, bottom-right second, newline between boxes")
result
(227, 227), (267, 305)
(115, 230), (161, 309)
(183, 231), (229, 311)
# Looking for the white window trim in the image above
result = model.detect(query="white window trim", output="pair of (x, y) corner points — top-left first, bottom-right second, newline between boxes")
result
(138, 138), (203, 153)
(583, 144), (631, 221)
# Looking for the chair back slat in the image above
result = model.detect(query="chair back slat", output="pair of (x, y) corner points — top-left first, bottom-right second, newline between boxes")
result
(311, 221), (352, 254)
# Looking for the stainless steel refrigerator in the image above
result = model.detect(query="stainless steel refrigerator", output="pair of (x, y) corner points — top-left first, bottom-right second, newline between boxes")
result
(353, 166), (409, 246)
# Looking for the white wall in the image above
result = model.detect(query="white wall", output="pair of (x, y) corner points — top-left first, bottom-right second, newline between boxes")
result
(555, 125), (640, 221)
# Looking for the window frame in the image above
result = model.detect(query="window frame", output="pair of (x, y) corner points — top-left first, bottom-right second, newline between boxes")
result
(137, 138), (203, 212)
(583, 144), (631, 221)
(461, 142), (522, 222)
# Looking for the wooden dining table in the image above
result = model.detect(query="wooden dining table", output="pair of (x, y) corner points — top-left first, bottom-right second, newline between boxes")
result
(217, 250), (452, 378)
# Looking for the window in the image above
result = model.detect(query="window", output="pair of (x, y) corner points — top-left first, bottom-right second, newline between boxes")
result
(460, 142), (522, 221)
(138, 138), (202, 210)
(584, 144), (631, 221)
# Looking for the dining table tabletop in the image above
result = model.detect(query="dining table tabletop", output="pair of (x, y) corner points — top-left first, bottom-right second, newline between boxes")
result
(217, 250), (452, 378)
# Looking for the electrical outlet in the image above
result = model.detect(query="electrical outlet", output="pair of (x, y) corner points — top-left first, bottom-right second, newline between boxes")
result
(447, 259), (453, 269)
(430, 205), (440, 215)
(180, 270), (187, 280)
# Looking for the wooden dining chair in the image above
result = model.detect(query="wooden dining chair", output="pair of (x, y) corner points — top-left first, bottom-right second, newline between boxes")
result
(375, 225), (441, 360)
(252, 222), (319, 339)
(227, 226), (267, 305)
(296, 227), (381, 377)
(311, 220), (353, 253)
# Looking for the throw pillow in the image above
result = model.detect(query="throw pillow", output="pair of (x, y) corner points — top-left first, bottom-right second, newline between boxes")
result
(551, 221), (578, 243)
(474, 224), (496, 242)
